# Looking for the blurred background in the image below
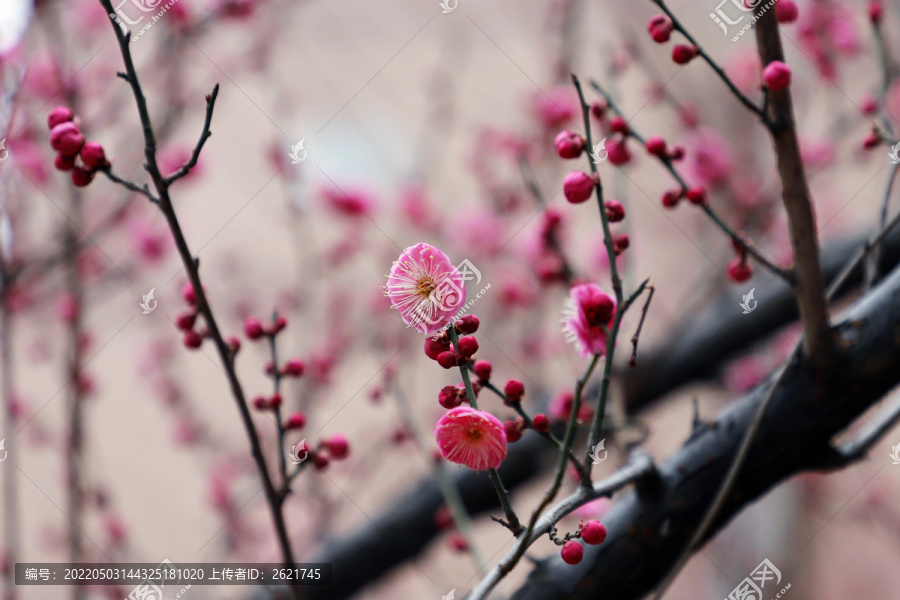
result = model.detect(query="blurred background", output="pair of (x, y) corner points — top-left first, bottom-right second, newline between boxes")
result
(1, 0), (900, 598)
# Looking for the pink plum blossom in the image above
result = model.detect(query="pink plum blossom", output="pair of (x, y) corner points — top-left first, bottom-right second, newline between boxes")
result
(385, 243), (465, 335)
(434, 406), (507, 471)
(562, 283), (616, 357)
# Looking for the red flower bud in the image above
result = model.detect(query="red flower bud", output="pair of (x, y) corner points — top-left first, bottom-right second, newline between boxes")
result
(285, 412), (306, 429)
(563, 171), (595, 204)
(554, 130), (586, 159)
(473, 360), (492, 381)
(604, 199), (625, 222)
(455, 315), (480, 335)
(437, 351), (458, 369)
(644, 136), (667, 157)
(47, 106), (74, 129)
(532, 413), (550, 433)
(50, 122), (85, 157)
(580, 520), (607, 545)
(80, 142), (110, 171)
(685, 186), (707, 205)
(439, 385), (464, 409)
(561, 540), (584, 564)
(457, 336), (479, 358)
(71, 167), (95, 187)
(726, 257), (753, 283)
(672, 44), (699, 65)
(505, 379), (525, 403)
(244, 318), (265, 339)
(176, 312), (197, 331)
(283, 358), (305, 377)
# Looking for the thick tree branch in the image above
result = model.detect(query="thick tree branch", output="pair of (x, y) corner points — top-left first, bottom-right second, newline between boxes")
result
(755, 7), (834, 368)
(623, 228), (900, 414)
(509, 263), (900, 600)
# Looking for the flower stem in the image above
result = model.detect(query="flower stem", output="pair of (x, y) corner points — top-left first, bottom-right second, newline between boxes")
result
(448, 325), (522, 534)
(572, 74), (623, 305)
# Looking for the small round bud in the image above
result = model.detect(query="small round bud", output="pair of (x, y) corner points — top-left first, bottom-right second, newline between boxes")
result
(672, 44), (699, 65)
(50, 122), (85, 157)
(580, 520), (607, 545)
(503, 420), (523, 443)
(561, 540), (584, 565)
(284, 412), (307, 429)
(604, 199), (625, 222)
(869, 0), (883, 23)
(644, 136), (667, 157)
(455, 315), (480, 335)
(183, 330), (203, 349)
(606, 138), (631, 165)
(71, 167), (95, 187)
(685, 186), (707, 205)
(437, 351), (458, 369)
(609, 116), (630, 134)
(613, 233), (630, 255)
(176, 312), (197, 331)
(425, 336), (451, 360)
(439, 385), (465, 409)
(283, 358), (305, 377)
(647, 15), (674, 43)
(726, 257), (753, 283)
(457, 336), (479, 358)
(763, 61), (792, 91)
(55, 154), (76, 171)
(473, 360), (492, 381)
(776, 0), (798, 23)
(662, 189), (682, 208)
(48, 106), (74, 129)
(244, 318), (265, 339)
(563, 171), (595, 204)
(532, 413), (550, 433)
(554, 130), (586, 159)
(182, 282), (197, 304)
(323, 434), (349, 459)
(505, 379), (525, 403)
(80, 142), (110, 170)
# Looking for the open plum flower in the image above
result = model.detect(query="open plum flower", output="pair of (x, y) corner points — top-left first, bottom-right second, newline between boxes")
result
(434, 406), (508, 471)
(385, 243), (466, 335)
(562, 283), (617, 357)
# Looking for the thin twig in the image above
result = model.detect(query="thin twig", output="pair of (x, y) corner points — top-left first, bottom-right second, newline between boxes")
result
(448, 325), (522, 535)
(588, 80), (792, 283)
(467, 363), (590, 483)
(164, 85), (220, 185)
(97, 1), (300, 589)
(650, 0), (767, 122)
(466, 451), (656, 600)
(629, 284), (655, 368)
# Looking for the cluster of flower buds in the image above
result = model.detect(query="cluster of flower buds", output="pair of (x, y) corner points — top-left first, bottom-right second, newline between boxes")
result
(423, 315), (480, 369)
(177, 282), (242, 351)
(560, 520), (608, 565)
(48, 106), (110, 187)
(304, 434), (350, 471)
(661, 185), (708, 209)
(244, 314), (288, 340)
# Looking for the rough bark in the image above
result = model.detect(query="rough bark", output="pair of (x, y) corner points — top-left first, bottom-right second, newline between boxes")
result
(509, 263), (900, 600)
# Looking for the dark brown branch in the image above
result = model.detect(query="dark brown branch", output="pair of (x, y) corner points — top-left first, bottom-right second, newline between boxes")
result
(97, 1), (299, 590)
(623, 228), (900, 414)
(755, 7), (834, 368)
(510, 263), (900, 600)
(164, 84), (219, 185)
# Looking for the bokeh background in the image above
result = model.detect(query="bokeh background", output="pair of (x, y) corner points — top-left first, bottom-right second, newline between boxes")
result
(2, 0), (900, 598)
